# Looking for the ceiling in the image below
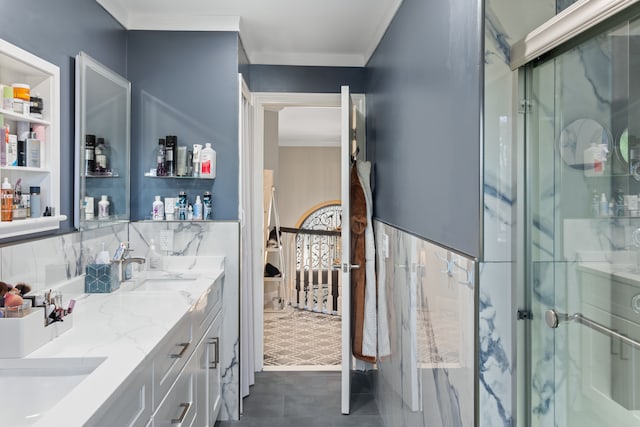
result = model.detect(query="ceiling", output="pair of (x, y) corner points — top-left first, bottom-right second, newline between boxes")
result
(278, 107), (341, 147)
(97, 0), (402, 67)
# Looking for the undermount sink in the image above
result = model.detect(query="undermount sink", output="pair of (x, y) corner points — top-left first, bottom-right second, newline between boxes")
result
(120, 271), (199, 293)
(1, 357), (105, 426)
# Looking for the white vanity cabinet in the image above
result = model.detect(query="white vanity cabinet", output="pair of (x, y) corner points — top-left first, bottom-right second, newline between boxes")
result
(0, 38), (65, 238)
(85, 273), (224, 427)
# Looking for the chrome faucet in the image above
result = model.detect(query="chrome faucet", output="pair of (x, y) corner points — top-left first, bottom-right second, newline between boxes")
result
(113, 257), (146, 282)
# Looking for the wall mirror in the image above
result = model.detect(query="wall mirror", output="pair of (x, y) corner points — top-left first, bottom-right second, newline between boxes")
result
(74, 52), (130, 230)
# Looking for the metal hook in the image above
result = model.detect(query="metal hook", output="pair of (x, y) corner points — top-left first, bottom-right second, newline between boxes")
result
(435, 253), (454, 277)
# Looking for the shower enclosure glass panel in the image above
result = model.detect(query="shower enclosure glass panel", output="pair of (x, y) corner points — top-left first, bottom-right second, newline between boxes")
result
(526, 12), (640, 427)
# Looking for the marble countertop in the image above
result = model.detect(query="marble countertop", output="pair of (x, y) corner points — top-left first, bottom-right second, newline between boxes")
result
(20, 256), (225, 427)
(577, 261), (640, 288)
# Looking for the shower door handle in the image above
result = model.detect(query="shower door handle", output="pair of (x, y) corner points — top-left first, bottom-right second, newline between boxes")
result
(545, 309), (640, 350)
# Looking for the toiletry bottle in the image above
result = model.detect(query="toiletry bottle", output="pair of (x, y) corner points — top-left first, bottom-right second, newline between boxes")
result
(200, 143), (216, 178)
(1, 124), (8, 166)
(94, 137), (107, 173)
(192, 144), (202, 178)
(26, 129), (40, 168)
(591, 190), (599, 217)
(30, 186), (41, 218)
(177, 146), (187, 176)
(1, 177), (12, 221)
(17, 138), (25, 166)
(187, 150), (193, 176)
(615, 189), (625, 217)
(203, 191), (212, 220)
(193, 195), (203, 220)
(165, 135), (177, 176)
(152, 195), (164, 220)
(600, 193), (608, 217)
(85, 134), (96, 175)
(156, 138), (166, 177)
(178, 191), (187, 220)
(187, 204), (193, 220)
(85, 196), (94, 220)
(7, 133), (17, 166)
(164, 197), (175, 220)
(147, 239), (163, 270)
(98, 195), (109, 219)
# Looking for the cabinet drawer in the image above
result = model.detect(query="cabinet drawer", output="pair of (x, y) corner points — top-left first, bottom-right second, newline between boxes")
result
(153, 353), (198, 427)
(153, 315), (193, 409)
(89, 364), (152, 427)
(193, 275), (223, 337)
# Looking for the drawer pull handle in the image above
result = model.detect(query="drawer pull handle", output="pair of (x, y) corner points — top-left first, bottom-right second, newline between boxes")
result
(171, 402), (191, 424)
(209, 337), (220, 369)
(170, 342), (190, 359)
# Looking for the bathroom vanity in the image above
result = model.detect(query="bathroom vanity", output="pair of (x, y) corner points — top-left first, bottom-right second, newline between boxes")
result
(5, 256), (225, 427)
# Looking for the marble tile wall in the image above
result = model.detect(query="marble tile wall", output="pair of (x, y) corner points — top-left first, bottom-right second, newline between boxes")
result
(373, 221), (475, 427)
(129, 221), (240, 421)
(0, 220), (241, 421)
(483, 0), (555, 426)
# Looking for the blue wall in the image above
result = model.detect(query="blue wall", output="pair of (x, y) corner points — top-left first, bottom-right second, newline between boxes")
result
(247, 65), (365, 93)
(127, 31), (239, 221)
(0, 0), (126, 238)
(365, 0), (483, 257)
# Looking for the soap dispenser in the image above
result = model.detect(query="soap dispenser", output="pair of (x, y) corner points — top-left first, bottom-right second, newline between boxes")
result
(147, 238), (162, 270)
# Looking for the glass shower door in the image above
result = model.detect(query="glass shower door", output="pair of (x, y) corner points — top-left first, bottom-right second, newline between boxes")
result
(526, 12), (640, 427)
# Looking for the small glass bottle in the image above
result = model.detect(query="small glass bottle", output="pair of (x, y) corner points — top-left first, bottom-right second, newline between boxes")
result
(85, 134), (96, 175)
(165, 135), (177, 177)
(94, 137), (107, 173)
(156, 138), (166, 177)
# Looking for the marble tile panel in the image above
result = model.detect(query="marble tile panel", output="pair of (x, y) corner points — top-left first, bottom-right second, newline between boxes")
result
(1, 232), (83, 292)
(373, 221), (475, 427)
(478, 262), (514, 427)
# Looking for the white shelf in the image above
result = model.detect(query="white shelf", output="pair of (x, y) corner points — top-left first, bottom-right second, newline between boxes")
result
(0, 107), (51, 126)
(0, 37), (61, 240)
(0, 215), (66, 238)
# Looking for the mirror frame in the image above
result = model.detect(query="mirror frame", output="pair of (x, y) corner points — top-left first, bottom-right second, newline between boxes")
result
(74, 51), (131, 230)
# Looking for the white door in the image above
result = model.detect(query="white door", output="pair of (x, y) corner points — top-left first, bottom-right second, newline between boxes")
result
(340, 85), (353, 415)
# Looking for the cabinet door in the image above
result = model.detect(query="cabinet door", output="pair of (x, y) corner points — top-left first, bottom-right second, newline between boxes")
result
(207, 312), (222, 425)
(89, 364), (152, 427)
(154, 352), (197, 427)
(194, 332), (208, 427)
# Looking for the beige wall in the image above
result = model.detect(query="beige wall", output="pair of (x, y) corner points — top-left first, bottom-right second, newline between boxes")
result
(277, 146), (340, 227)
(263, 110), (279, 178)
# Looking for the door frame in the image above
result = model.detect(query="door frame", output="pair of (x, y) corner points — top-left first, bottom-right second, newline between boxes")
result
(250, 92), (365, 371)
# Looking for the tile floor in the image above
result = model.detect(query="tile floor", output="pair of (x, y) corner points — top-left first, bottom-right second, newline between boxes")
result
(215, 370), (383, 427)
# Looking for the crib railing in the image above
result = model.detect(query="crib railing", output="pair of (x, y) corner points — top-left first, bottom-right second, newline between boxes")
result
(281, 227), (342, 315)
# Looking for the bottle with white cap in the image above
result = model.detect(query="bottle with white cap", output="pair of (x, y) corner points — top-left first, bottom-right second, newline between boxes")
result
(200, 143), (216, 178)
(193, 195), (203, 220)
(152, 196), (164, 220)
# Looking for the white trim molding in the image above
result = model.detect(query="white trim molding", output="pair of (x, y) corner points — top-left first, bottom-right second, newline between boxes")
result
(510, 0), (640, 70)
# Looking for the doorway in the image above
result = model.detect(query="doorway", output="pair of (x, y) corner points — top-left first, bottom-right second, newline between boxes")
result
(263, 105), (342, 369)
(250, 92), (366, 373)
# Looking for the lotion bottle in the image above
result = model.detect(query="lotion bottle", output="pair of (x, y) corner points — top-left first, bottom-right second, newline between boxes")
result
(200, 143), (216, 178)
(600, 193), (609, 217)
(1, 177), (12, 221)
(152, 195), (164, 220)
(98, 195), (110, 219)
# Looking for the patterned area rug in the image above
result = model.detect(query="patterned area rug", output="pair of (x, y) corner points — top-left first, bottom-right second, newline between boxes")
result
(264, 307), (341, 366)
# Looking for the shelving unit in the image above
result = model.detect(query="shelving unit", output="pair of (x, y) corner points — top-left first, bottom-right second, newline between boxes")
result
(0, 38), (65, 238)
